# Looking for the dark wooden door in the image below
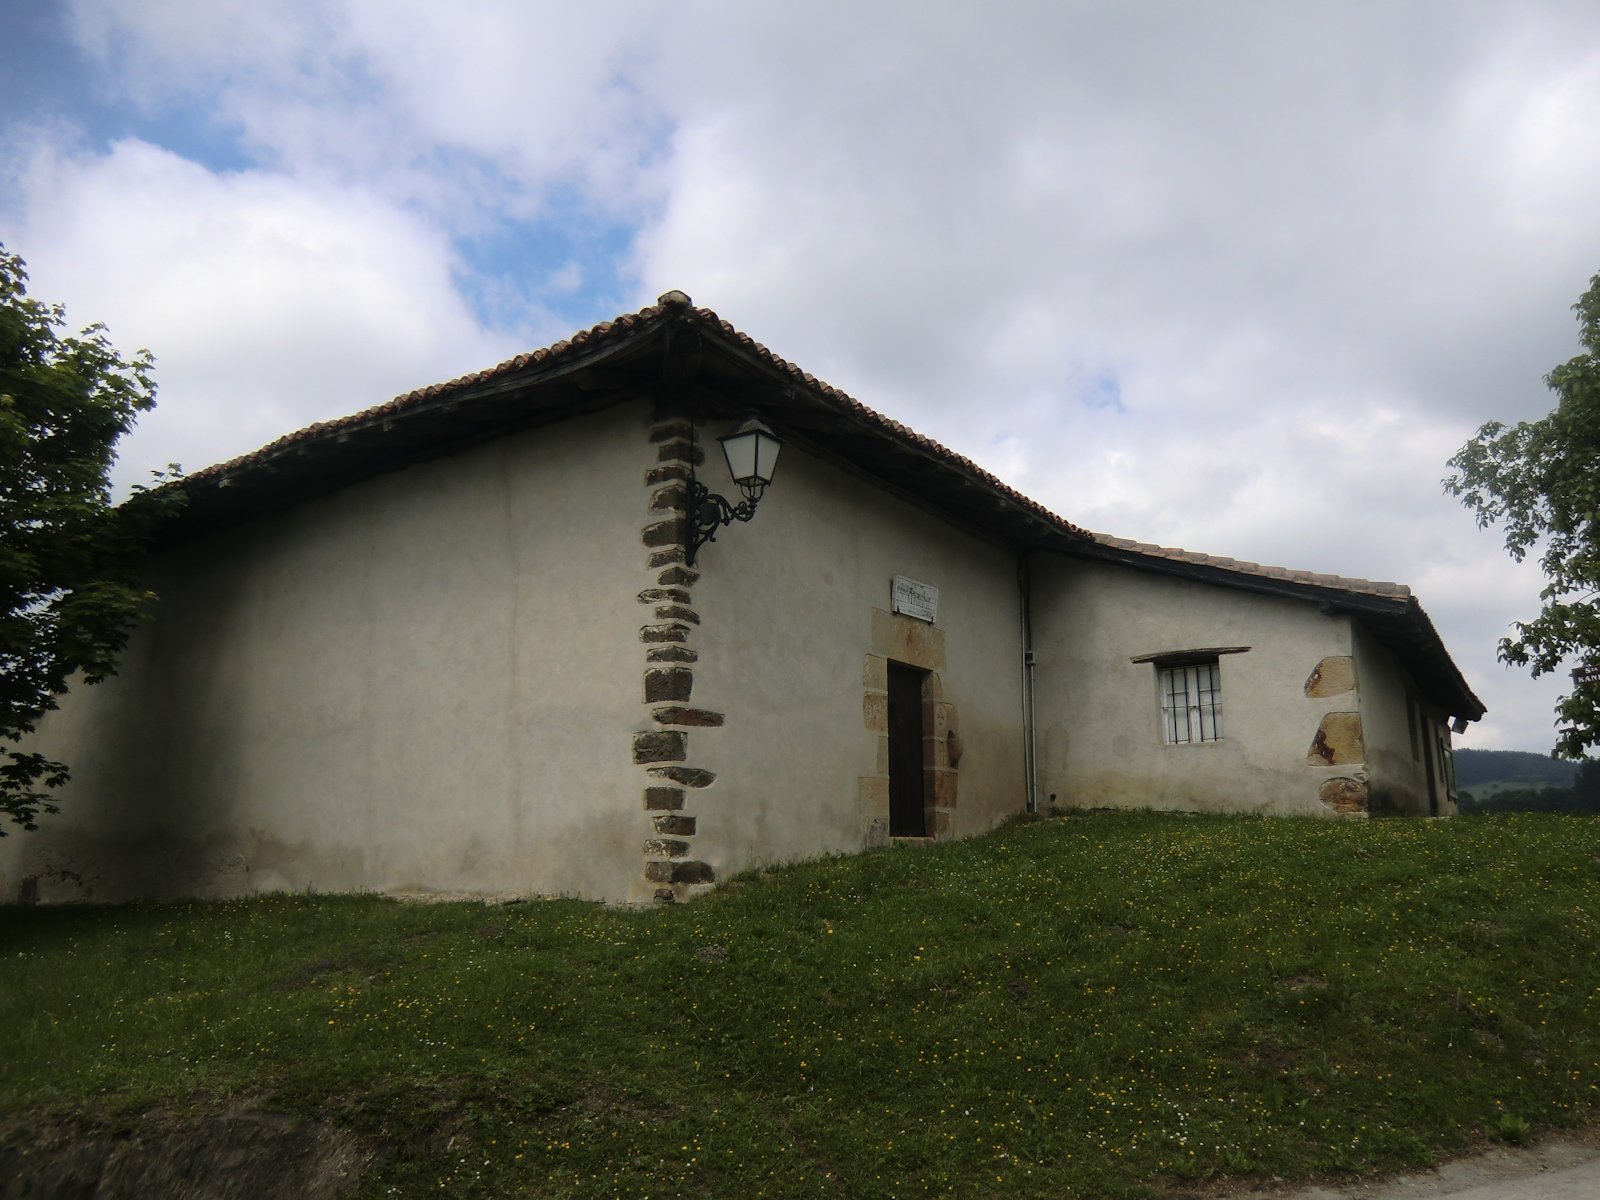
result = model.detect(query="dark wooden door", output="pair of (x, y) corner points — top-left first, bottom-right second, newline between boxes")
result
(887, 662), (927, 837)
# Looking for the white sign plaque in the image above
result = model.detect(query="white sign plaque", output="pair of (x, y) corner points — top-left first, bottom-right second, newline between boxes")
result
(892, 575), (939, 623)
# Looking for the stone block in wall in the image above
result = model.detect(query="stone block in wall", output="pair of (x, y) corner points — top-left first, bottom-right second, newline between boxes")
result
(653, 706), (724, 727)
(1306, 712), (1364, 766)
(642, 519), (687, 548)
(645, 464), (692, 486)
(640, 623), (690, 644)
(857, 776), (888, 819)
(649, 765), (717, 788)
(657, 565), (698, 587)
(1305, 656), (1357, 698)
(648, 548), (686, 569)
(931, 767), (958, 808)
(649, 484), (687, 512)
(638, 587), (690, 605)
(863, 692), (888, 734)
(649, 420), (694, 443)
(669, 861), (715, 884)
(655, 438), (704, 465)
(644, 786), (685, 811)
(644, 838), (689, 858)
(927, 808), (954, 839)
(862, 654), (887, 690)
(874, 734), (889, 776)
(645, 667), (693, 703)
(1319, 777), (1369, 814)
(864, 817), (890, 849)
(633, 730), (687, 764)
(644, 860), (675, 883)
(653, 814), (696, 836)
(646, 645), (698, 663)
(654, 605), (700, 624)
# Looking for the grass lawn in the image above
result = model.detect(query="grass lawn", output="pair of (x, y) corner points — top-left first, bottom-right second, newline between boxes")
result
(3, 810), (1598, 1198)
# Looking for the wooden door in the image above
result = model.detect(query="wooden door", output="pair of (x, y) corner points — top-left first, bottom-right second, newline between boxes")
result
(888, 661), (927, 837)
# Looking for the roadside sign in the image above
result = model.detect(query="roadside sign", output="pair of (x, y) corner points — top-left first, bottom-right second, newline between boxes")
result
(1573, 665), (1600, 685)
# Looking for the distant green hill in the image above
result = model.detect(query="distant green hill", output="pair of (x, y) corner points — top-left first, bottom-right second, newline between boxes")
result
(1454, 748), (1578, 790)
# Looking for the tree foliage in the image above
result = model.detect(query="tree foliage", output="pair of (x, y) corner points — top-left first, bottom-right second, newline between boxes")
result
(0, 245), (178, 833)
(1446, 271), (1600, 759)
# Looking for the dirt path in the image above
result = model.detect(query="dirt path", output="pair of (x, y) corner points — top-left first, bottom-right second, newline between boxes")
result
(1212, 1125), (1600, 1200)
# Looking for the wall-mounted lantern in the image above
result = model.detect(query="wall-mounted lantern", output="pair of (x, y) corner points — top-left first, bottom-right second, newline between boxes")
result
(686, 417), (784, 565)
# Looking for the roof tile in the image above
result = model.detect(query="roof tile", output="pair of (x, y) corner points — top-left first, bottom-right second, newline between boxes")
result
(1092, 534), (1411, 600)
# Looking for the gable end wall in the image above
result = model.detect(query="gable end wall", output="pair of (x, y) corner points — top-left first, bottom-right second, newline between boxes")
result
(1, 403), (654, 904)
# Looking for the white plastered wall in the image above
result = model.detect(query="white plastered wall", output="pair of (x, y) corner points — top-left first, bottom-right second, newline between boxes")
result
(682, 437), (1028, 879)
(1353, 621), (1453, 815)
(0, 402), (653, 903)
(1030, 555), (1362, 816)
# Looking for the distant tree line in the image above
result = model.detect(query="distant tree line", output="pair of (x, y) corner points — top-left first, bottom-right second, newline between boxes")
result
(1453, 748), (1579, 789)
(1456, 751), (1600, 815)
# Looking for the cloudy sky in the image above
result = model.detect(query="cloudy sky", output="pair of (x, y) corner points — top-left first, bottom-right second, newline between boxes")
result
(3, 1), (1598, 753)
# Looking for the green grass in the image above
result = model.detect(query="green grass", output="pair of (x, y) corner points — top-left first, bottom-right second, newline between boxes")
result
(4, 810), (1599, 1198)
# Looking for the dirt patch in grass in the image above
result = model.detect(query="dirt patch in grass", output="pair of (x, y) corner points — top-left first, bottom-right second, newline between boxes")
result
(0, 1099), (373, 1200)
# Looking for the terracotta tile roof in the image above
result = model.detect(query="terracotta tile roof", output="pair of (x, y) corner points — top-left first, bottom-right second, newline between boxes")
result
(183, 304), (674, 485)
(182, 292), (1089, 543)
(1092, 534), (1413, 600)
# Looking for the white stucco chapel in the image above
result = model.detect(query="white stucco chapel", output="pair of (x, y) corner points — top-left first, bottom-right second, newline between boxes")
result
(1, 292), (1485, 905)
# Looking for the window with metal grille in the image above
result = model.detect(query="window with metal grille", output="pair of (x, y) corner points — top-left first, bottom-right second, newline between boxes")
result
(1159, 660), (1222, 744)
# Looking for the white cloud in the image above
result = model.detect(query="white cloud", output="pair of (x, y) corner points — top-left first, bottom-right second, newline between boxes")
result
(1, 137), (517, 483)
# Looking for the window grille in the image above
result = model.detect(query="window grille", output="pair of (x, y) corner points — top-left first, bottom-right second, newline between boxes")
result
(1160, 660), (1222, 744)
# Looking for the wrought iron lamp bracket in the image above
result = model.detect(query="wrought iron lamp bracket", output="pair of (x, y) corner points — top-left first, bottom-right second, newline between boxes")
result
(686, 479), (764, 564)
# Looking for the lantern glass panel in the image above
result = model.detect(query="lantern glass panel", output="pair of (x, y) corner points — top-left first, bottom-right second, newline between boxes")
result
(719, 420), (782, 486)
(721, 429), (759, 483)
